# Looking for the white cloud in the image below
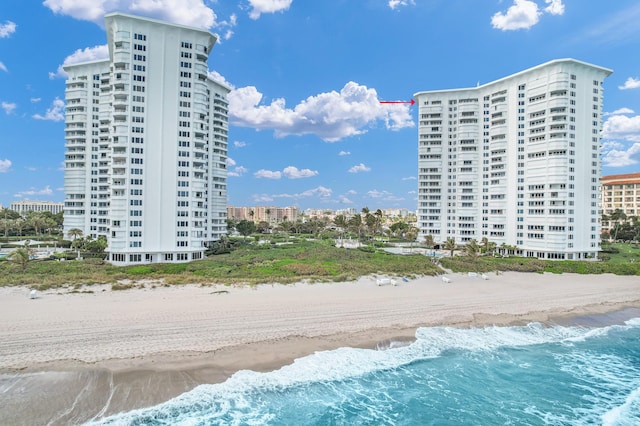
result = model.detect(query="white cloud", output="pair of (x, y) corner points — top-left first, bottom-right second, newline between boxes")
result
(1, 102), (16, 114)
(217, 13), (238, 41)
(0, 62), (7, 73)
(346, 189), (357, 195)
(228, 166), (248, 177)
(348, 163), (371, 173)
(33, 98), (65, 121)
(228, 81), (414, 142)
(0, 21), (16, 38)
(234, 141), (247, 148)
(492, 0), (541, 31)
(544, 0), (564, 15)
(605, 107), (635, 116)
(338, 195), (353, 204)
(293, 186), (332, 198)
(247, 0), (293, 20)
(402, 176), (416, 180)
(31, 98), (41, 103)
(26, 166), (38, 172)
(282, 166), (318, 179)
(255, 186), (333, 202)
(14, 185), (53, 198)
(50, 45), (109, 79)
(388, 0), (415, 10)
(603, 114), (640, 142)
(338, 150), (351, 156)
(0, 159), (11, 173)
(226, 157), (248, 176)
(619, 77), (640, 90)
(43, 0), (217, 29)
(601, 113), (640, 167)
(602, 143), (640, 167)
(254, 169), (282, 179)
(367, 189), (404, 202)
(254, 166), (318, 179)
(208, 70), (235, 89)
(252, 194), (274, 203)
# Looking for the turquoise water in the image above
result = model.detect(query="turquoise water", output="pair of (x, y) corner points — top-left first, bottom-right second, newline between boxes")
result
(90, 317), (640, 425)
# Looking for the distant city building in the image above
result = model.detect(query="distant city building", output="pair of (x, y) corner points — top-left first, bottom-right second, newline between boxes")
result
(415, 59), (612, 260)
(601, 172), (640, 228)
(227, 206), (300, 223)
(10, 200), (64, 215)
(63, 13), (230, 265)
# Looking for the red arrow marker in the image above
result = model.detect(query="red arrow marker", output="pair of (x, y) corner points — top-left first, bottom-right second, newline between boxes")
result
(380, 99), (415, 105)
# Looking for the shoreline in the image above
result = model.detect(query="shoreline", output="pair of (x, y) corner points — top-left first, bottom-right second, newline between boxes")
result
(1, 272), (639, 425)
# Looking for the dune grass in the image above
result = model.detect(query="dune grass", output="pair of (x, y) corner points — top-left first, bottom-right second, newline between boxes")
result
(0, 240), (441, 289)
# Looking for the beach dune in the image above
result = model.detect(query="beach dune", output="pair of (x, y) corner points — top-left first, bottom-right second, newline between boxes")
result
(0, 272), (639, 425)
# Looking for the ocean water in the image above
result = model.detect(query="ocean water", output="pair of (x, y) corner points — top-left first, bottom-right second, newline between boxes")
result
(89, 317), (640, 426)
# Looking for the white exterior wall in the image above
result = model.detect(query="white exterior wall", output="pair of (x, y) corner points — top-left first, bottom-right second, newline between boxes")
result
(63, 60), (111, 240)
(415, 59), (612, 260)
(63, 13), (229, 265)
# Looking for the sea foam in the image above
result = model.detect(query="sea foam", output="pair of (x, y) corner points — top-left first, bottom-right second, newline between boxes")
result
(89, 320), (640, 425)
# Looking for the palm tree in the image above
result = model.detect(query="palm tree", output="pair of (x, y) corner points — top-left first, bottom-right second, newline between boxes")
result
(444, 237), (457, 257)
(249, 209), (255, 222)
(480, 237), (489, 255)
(0, 218), (12, 238)
(486, 241), (497, 257)
(364, 213), (377, 240)
(424, 234), (436, 256)
(68, 228), (83, 242)
(374, 209), (384, 237)
(406, 226), (418, 249)
(333, 214), (348, 245)
(348, 214), (363, 240)
(8, 246), (33, 270)
(68, 228), (84, 258)
(265, 208), (271, 224)
(464, 239), (480, 258)
(14, 218), (25, 237)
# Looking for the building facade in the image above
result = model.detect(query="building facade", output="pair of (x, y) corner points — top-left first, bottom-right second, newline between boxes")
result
(601, 172), (640, 228)
(10, 200), (64, 215)
(415, 59), (612, 260)
(63, 13), (230, 265)
(227, 206), (300, 223)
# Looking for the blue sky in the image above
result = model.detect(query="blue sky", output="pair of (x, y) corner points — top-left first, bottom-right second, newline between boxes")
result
(1, 0), (639, 211)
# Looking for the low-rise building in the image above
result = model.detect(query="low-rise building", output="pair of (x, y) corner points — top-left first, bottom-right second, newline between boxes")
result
(601, 172), (640, 228)
(10, 200), (64, 215)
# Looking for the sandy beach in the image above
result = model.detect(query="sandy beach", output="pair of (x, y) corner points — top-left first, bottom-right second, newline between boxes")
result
(1, 271), (639, 425)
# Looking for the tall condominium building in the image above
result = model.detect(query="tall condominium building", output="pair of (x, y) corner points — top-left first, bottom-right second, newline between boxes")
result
(63, 13), (230, 265)
(415, 59), (612, 260)
(601, 173), (640, 228)
(10, 200), (64, 215)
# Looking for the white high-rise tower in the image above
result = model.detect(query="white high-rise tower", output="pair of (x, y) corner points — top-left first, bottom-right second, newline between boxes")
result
(63, 13), (230, 265)
(415, 59), (612, 260)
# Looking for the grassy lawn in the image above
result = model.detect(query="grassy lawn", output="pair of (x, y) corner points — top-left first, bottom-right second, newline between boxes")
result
(0, 239), (442, 289)
(600, 243), (640, 265)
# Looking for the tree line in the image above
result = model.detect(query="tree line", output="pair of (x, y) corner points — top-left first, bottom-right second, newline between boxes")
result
(0, 208), (64, 239)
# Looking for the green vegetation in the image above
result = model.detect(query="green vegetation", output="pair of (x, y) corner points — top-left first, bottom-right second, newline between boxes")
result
(439, 242), (640, 276)
(0, 239), (441, 289)
(2, 236), (639, 291)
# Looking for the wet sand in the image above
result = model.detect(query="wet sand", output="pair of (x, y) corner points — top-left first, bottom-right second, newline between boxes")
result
(1, 272), (639, 425)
